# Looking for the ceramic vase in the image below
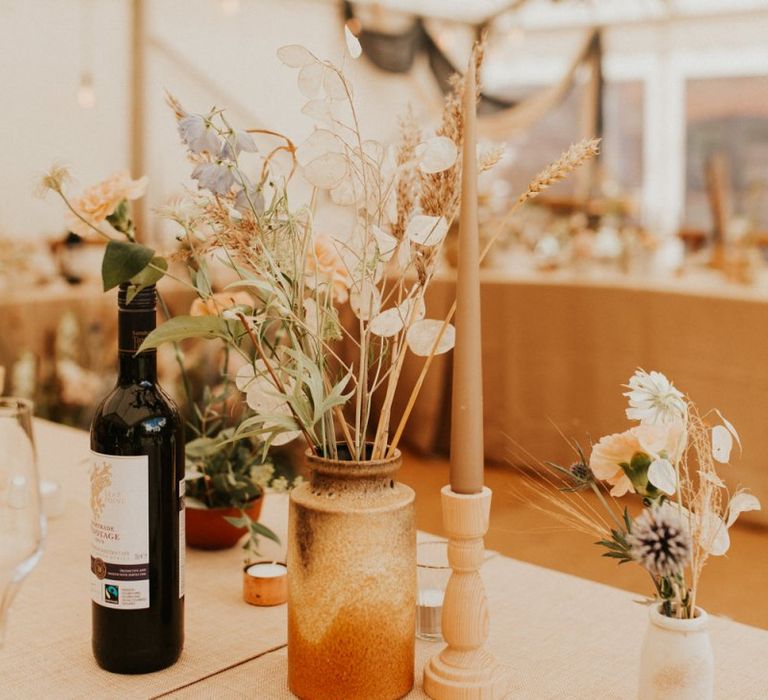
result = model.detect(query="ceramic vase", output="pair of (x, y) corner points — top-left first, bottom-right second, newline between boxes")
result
(638, 604), (714, 700)
(287, 446), (416, 699)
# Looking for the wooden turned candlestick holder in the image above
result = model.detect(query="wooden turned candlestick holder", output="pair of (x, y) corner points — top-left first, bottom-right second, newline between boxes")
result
(423, 486), (510, 699)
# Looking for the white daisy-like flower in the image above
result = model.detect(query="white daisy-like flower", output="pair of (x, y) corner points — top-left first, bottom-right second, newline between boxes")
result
(624, 369), (687, 425)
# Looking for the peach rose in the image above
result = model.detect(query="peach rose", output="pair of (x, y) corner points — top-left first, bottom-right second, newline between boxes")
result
(304, 233), (352, 304)
(589, 430), (641, 497)
(68, 171), (148, 237)
(190, 291), (253, 317)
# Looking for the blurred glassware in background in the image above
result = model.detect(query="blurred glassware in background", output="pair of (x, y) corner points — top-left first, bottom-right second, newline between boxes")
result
(0, 398), (45, 647)
(416, 540), (451, 642)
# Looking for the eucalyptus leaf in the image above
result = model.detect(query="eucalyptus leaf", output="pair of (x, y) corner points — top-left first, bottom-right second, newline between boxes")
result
(137, 315), (239, 352)
(250, 520), (281, 545)
(101, 240), (155, 291)
(185, 436), (222, 458)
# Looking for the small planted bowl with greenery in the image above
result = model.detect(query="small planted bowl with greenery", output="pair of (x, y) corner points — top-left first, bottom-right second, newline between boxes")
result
(185, 430), (290, 554)
(182, 372), (301, 555)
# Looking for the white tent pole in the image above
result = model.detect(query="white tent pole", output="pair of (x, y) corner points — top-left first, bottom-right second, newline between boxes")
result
(130, 0), (146, 237)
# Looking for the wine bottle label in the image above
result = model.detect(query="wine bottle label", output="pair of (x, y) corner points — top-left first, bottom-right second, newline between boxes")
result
(178, 479), (186, 599)
(118, 308), (156, 353)
(89, 452), (150, 610)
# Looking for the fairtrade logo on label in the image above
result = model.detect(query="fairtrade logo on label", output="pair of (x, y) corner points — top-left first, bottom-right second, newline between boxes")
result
(104, 584), (120, 604)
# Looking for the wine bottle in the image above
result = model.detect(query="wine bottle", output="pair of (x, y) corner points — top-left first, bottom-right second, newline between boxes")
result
(90, 284), (185, 673)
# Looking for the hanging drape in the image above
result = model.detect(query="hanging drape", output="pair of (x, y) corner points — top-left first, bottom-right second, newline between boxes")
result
(344, 1), (602, 141)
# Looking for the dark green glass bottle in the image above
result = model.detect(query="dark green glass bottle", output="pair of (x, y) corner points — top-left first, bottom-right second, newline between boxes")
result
(89, 284), (184, 673)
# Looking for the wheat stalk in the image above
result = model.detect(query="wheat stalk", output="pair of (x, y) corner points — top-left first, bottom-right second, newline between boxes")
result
(479, 144), (505, 173)
(519, 138), (601, 205)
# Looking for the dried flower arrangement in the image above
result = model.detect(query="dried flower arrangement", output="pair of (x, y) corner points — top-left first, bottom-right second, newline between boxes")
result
(512, 369), (761, 619)
(40, 37), (598, 469)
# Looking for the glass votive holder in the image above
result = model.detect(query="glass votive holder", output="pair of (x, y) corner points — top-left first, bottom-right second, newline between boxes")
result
(416, 540), (451, 642)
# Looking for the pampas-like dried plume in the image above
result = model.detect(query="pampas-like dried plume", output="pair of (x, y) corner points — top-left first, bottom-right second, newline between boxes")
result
(392, 108), (421, 241)
(420, 38), (486, 220)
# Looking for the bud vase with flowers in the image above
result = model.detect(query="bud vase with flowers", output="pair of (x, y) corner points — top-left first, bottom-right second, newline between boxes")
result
(514, 369), (761, 700)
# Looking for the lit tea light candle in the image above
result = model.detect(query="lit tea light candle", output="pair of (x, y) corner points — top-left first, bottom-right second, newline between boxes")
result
(243, 561), (288, 606)
(246, 562), (287, 578)
(417, 588), (445, 640)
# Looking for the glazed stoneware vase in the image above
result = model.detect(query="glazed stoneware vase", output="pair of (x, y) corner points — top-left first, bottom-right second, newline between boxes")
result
(638, 605), (714, 700)
(287, 446), (416, 699)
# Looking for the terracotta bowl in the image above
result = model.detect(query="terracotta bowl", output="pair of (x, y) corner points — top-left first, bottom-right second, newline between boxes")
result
(185, 495), (264, 550)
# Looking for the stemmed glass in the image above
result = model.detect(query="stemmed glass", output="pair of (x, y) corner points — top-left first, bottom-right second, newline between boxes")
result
(0, 398), (45, 646)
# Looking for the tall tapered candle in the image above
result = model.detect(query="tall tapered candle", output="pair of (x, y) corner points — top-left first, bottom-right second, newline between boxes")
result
(449, 57), (484, 495)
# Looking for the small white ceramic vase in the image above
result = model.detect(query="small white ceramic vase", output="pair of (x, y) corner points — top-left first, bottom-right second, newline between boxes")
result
(638, 604), (714, 700)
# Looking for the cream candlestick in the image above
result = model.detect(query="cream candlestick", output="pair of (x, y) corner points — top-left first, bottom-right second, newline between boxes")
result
(423, 53), (511, 700)
(423, 487), (510, 699)
(448, 46), (484, 496)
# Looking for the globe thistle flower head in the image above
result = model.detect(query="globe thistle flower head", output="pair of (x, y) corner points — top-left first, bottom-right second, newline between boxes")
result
(628, 503), (691, 578)
(569, 461), (593, 483)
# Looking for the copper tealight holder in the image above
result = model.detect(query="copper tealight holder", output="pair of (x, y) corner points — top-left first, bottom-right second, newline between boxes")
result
(243, 561), (288, 606)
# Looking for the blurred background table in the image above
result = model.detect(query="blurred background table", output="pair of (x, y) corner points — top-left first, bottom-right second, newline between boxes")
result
(1, 420), (767, 699)
(0, 281), (195, 426)
(4, 271), (768, 526)
(385, 268), (768, 526)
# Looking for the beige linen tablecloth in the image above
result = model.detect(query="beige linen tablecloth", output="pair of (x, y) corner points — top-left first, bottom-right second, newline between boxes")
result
(380, 269), (768, 527)
(2, 420), (767, 699)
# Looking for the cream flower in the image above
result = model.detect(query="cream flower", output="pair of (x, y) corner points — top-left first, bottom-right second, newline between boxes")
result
(590, 421), (685, 497)
(235, 362), (300, 446)
(589, 431), (640, 497)
(189, 291), (252, 317)
(304, 233), (352, 303)
(68, 171), (148, 237)
(624, 369), (687, 425)
(633, 420), (686, 495)
(634, 420), (686, 463)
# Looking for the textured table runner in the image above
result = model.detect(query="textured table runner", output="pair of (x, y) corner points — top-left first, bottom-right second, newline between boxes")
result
(1, 420), (290, 699)
(2, 421), (767, 699)
(164, 553), (768, 699)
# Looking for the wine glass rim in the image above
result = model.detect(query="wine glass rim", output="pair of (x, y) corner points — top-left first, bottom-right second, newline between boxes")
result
(0, 396), (34, 413)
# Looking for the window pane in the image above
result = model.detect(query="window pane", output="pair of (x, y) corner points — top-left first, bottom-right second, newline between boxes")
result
(499, 80), (644, 205)
(685, 75), (768, 231)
